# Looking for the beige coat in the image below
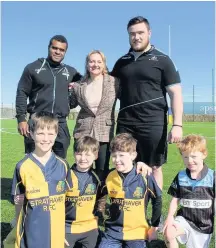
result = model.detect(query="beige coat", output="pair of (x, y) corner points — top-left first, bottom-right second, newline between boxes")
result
(69, 74), (120, 142)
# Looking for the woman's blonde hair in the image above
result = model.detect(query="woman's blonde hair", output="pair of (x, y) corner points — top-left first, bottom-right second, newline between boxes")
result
(83, 50), (109, 80)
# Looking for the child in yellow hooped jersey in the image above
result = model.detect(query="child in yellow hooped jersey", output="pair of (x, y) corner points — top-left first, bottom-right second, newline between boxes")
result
(4, 111), (72, 248)
(65, 136), (103, 248)
(98, 133), (162, 248)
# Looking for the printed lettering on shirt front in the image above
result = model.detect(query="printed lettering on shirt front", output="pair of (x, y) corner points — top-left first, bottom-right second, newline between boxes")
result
(65, 195), (94, 207)
(180, 199), (212, 209)
(29, 195), (64, 211)
(26, 187), (40, 194)
(111, 198), (142, 212)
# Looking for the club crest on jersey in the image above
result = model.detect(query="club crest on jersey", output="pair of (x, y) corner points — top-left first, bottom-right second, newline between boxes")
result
(133, 187), (143, 198)
(85, 184), (95, 195)
(56, 181), (65, 192)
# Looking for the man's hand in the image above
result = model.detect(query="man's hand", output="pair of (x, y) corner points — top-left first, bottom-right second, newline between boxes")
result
(64, 239), (69, 247)
(18, 122), (29, 137)
(136, 162), (152, 176)
(167, 126), (182, 144)
(147, 227), (158, 242)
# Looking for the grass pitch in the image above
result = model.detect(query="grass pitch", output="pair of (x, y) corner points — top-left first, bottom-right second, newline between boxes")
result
(1, 120), (215, 247)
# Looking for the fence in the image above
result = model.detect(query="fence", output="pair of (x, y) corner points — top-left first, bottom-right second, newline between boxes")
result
(1, 83), (215, 122)
(0, 104), (81, 120)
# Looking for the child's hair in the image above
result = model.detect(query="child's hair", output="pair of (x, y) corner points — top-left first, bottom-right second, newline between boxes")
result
(74, 136), (100, 154)
(110, 133), (137, 153)
(177, 134), (208, 156)
(29, 111), (58, 133)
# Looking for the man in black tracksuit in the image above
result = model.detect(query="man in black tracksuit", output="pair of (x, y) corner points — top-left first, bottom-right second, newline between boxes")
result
(111, 17), (183, 190)
(16, 35), (82, 158)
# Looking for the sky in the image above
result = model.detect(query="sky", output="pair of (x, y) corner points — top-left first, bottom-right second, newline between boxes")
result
(1, 1), (215, 107)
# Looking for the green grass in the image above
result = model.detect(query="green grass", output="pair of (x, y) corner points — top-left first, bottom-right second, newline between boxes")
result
(1, 120), (215, 247)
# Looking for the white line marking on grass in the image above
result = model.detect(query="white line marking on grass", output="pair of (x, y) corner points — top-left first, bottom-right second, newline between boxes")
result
(1, 128), (17, 130)
(0, 129), (19, 135)
(0, 129), (214, 139)
(182, 124), (215, 128)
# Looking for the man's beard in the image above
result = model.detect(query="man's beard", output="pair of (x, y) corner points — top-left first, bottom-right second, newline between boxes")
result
(130, 41), (150, 52)
(133, 47), (145, 52)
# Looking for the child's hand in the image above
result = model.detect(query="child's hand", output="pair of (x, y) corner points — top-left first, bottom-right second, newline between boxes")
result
(14, 194), (24, 205)
(97, 196), (107, 213)
(162, 215), (175, 234)
(136, 162), (152, 176)
(64, 238), (69, 247)
(147, 227), (158, 242)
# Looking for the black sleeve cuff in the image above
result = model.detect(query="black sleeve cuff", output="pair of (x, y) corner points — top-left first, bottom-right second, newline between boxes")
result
(16, 114), (27, 123)
(151, 196), (162, 227)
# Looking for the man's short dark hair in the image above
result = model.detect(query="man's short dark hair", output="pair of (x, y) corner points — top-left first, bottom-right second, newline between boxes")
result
(48, 35), (68, 49)
(127, 16), (150, 30)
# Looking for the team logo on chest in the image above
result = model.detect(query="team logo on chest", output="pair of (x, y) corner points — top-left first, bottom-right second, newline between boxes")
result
(85, 184), (96, 194)
(56, 181), (65, 192)
(35, 68), (46, 73)
(133, 187), (143, 198)
(149, 55), (158, 61)
(62, 68), (70, 80)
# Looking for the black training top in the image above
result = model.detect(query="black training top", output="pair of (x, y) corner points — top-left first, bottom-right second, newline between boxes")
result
(111, 46), (181, 126)
(16, 58), (82, 123)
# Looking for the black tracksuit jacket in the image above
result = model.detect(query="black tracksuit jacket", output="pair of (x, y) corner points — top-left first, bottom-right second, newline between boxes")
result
(16, 58), (82, 123)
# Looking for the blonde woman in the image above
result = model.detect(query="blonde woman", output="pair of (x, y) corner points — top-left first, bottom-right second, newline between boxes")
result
(69, 50), (120, 181)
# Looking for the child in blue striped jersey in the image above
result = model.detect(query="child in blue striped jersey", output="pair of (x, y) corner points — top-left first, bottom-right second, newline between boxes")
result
(163, 134), (215, 248)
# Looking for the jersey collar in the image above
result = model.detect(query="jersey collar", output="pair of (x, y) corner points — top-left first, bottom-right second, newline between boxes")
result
(186, 164), (208, 181)
(128, 45), (155, 56)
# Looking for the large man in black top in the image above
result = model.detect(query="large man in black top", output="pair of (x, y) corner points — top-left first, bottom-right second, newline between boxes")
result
(16, 35), (82, 158)
(112, 17), (183, 189)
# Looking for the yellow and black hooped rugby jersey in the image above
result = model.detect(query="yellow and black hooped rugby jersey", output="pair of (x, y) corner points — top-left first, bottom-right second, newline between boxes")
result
(11, 153), (72, 248)
(168, 165), (215, 234)
(102, 166), (162, 240)
(65, 164), (101, 234)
